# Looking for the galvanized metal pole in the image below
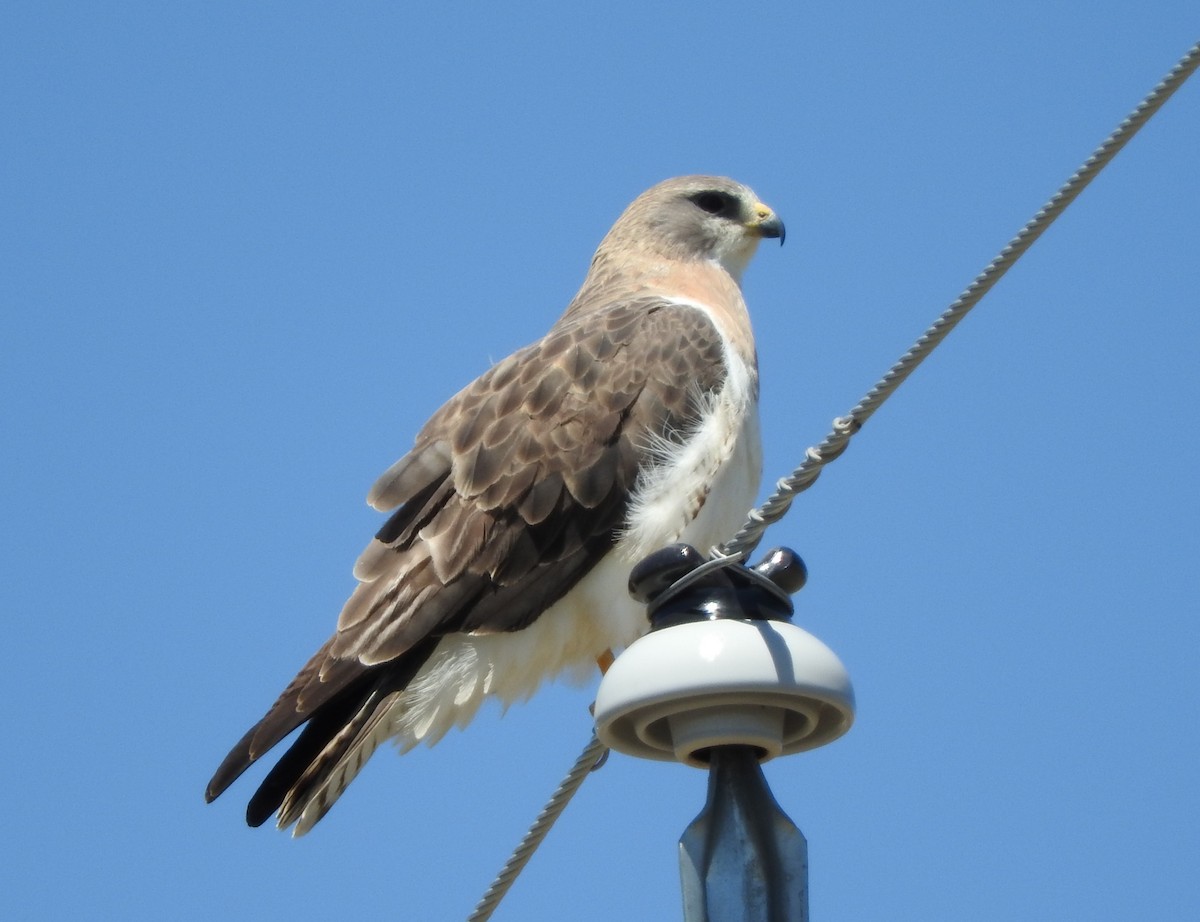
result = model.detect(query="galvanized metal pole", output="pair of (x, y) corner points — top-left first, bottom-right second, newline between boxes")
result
(679, 745), (808, 922)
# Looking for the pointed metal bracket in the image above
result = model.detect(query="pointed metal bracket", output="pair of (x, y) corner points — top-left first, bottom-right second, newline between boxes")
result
(680, 745), (808, 922)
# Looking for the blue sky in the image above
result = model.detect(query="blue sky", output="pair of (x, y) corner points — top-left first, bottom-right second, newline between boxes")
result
(3, 4), (1198, 920)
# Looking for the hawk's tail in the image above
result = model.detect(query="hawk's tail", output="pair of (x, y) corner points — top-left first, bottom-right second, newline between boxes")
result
(205, 637), (439, 834)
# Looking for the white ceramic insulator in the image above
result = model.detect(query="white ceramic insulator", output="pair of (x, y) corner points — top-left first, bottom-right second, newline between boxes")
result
(593, 619), (855, 765)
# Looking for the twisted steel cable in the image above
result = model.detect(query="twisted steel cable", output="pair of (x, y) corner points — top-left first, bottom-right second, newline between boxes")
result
(716, 39), (1200, 562)
(467, 39), (1200, 922)
(466, 733), (608, 922)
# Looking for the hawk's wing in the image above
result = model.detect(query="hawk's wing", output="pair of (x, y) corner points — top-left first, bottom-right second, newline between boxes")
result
(206, 297), (729, 821)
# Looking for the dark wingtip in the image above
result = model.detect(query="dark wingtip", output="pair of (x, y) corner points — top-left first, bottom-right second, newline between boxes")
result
(204, 724), (260, 805)
(245, 800), (274, 828)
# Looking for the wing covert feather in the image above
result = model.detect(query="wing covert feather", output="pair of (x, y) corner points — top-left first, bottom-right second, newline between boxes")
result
(338, 298), (729, 661)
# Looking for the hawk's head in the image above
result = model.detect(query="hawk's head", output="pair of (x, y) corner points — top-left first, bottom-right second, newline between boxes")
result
(599, 175), (785, 281)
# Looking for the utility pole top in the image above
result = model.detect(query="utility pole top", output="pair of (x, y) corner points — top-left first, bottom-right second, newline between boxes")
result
(593, 544), (854, 922)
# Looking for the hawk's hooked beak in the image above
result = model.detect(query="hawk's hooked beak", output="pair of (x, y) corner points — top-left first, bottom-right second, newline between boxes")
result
(749, 202), (786, 245)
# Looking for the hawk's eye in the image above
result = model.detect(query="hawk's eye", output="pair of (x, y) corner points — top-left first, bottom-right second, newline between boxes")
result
(692, 192), (732, 215)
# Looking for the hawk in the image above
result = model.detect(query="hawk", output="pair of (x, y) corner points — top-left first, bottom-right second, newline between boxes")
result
(206, 175), (784, 834)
